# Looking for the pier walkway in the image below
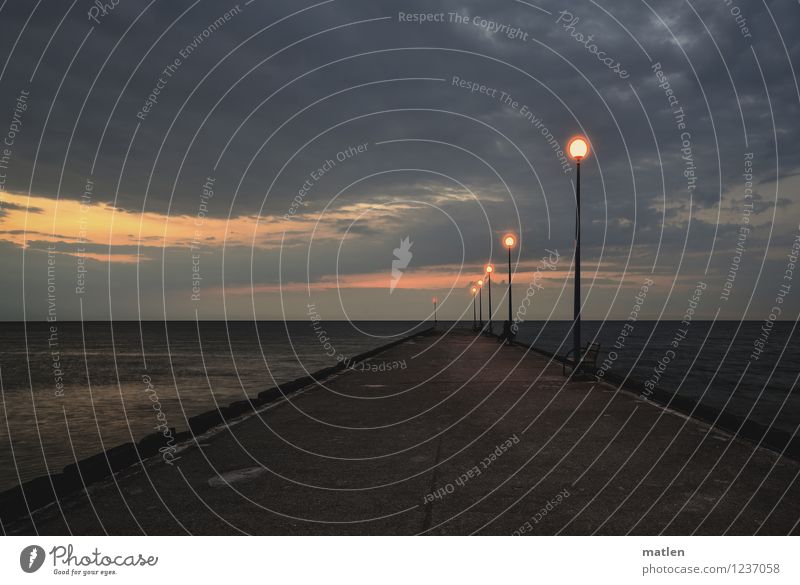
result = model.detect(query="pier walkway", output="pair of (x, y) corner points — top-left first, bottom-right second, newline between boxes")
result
(10, 328), (800, 535)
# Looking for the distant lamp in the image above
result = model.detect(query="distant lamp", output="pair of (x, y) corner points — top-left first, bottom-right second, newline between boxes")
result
(470, 287), (478, 328)
(502, 234), (516, 326)
(477, 279), (484, 330)
(484, 264), (494, 333)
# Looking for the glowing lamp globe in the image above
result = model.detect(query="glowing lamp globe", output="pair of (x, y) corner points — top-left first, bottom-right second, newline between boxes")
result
(568, 136), (589, 160)
(503, 234), (516, 248)
(477, 279), (484, 287)
(485, 264), (494, 274)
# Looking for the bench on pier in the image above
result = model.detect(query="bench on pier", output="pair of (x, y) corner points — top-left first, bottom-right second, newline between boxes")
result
(562, 342), (601, 377)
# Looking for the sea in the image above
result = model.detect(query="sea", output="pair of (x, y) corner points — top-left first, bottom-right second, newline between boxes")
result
(0, 320), (797, 493)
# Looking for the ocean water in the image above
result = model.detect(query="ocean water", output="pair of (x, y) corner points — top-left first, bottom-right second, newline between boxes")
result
(0, 321), (424, 492)
(0, 320), (797, 493)
(509, 320), (800, 439)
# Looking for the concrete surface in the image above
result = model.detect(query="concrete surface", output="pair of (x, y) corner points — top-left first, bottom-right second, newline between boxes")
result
(8, 328), (800, 535)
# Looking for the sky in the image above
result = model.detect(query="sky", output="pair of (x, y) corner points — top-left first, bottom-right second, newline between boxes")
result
(0, 0), (798, 322)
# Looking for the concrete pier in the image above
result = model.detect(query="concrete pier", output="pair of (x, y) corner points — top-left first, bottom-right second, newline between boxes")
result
(8, 328), (800, 535)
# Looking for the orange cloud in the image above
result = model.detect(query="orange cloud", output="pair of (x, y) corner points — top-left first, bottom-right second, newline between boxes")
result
(0, 191), (381, 261)
(220, 262), (577, 295)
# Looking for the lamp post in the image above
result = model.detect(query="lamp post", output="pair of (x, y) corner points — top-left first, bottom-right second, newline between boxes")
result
(477, 278), (484, 330)
(433, 297), (437, 326)
(503, 234), (516, 325)
(485, 264), (494, 334)
(471, 286), (478, 330)
(568, 136), (589, 366)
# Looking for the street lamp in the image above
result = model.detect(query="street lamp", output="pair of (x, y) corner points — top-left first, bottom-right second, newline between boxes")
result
(568, 135), (589, 368)
(471, 286), (478, 330)
(503, 234), (516, 326)
(485, 263), (494, 334)
(477, 278), (484, 330)
(433, 297), (437, 326)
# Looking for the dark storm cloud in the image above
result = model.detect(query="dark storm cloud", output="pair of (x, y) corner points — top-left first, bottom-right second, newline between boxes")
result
(0, 201), (43, 216)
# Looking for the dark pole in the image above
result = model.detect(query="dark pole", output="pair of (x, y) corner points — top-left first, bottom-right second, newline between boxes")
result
(487, 273), (492, 334)
(479, 286), (483, 329)
(472, 293), (476, 329)
(507, 247), (513, 324)
(573, 159), (581, 364)
(434, 300), (437, 326)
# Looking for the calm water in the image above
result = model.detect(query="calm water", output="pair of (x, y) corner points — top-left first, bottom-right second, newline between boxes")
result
(509, 320), (800, 439)
(0, 321), (423, 492)
(0, 320), (797, 493)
